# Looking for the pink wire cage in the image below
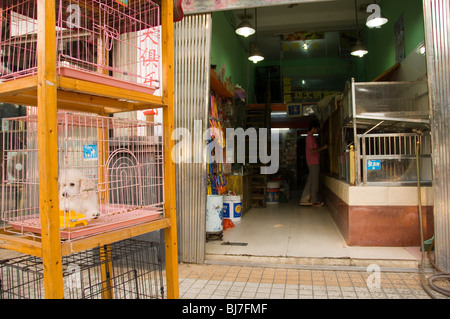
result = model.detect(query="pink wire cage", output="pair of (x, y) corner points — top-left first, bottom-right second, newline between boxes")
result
(1, 111), (164, 241)
(0, 0), (161, 92)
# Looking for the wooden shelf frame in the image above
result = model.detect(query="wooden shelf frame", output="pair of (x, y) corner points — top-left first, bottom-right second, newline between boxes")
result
(210, 70), (233, 98)
(0, 0), (179, 299)
(0, 75), (167, 115)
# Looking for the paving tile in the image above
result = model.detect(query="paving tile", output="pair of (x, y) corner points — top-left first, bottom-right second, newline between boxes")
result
(271, 287), (285, 295)
(257, 286), (272, 293)
(255, 292), (271, 299)
(285, 288), (299, 295)
(243, 286), (258, 292)
(226, 290), (243, 298)
(173, 263), (449, 300)
(241, 291), (257, 298)
(342, 292), (358, 299)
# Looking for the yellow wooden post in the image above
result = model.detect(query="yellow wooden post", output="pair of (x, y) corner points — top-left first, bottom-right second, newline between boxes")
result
(349, 145), (356, 186)
(161, 0), (179, 299)
(99, 244), (114, 299)
(37, 0), (64, 299)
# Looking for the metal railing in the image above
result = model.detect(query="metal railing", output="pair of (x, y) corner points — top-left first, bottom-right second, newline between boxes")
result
(357, 133), (433, 185)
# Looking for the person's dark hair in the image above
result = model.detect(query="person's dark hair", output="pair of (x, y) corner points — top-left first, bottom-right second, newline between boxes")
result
(309, 120), (321, 131)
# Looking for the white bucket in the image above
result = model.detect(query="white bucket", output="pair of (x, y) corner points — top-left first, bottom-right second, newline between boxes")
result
(267, 181), (281, 205)
(223, 195), (242, 223)
(206, 195), (223, 233)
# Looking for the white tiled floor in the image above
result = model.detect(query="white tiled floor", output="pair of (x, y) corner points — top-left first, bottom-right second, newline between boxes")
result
(205, 195), (423, 268)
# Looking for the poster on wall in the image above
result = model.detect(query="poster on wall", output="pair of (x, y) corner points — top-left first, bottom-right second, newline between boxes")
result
(287, 103), (302, 117)
(286, 103), (317, 118)
(395, 15), (405, 63)
(301, 103), (316, 117)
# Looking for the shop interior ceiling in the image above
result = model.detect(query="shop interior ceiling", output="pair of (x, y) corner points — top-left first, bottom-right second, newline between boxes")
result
(228, 0), (376, 125)
(232, 0), (375, 62)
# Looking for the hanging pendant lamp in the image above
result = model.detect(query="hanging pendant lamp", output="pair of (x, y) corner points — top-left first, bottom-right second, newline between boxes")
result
(366, 3), (388, 28)
(351, 39), (369, 57)
(351, 0), (368, 57)
(248, 8), (264, 63)
(236, 10), (255, 37)
(248, 42), (264, 63)
(366, 13), (388, 28)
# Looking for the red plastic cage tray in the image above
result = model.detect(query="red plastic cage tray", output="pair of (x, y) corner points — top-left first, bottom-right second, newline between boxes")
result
(9, 204), (163, 240)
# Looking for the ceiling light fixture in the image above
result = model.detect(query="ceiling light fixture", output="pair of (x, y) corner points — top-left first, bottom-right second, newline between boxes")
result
(415, 41), (426, 55)
(351, 0), (368, 58)
(366, 3), (388, 28)
(366, 13), (388, 28)
(351, 40), (369, 57)
(235, 9), (255, 37)
(248, 42), (264, 63)
(248, 8), (264, 63)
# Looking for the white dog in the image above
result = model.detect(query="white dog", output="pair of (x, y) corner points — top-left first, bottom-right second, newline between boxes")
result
(59, 169), (101, 220)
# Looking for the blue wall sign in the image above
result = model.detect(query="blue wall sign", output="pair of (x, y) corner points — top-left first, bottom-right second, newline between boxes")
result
(367, 160), (382, 171)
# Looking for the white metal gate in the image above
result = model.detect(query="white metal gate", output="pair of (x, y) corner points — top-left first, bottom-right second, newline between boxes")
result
(423, 0), (450, 272)
(174, 13), (212, 263)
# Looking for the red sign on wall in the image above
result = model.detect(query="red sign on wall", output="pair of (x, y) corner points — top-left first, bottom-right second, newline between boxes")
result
(115, 0), (128, 6)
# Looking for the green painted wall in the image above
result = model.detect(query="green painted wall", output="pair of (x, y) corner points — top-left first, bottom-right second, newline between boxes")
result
(364, 0), (425, 80)
(275, 57), (359, 80)
(210, 12), (250, 95)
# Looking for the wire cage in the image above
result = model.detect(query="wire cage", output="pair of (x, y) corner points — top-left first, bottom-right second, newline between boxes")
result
(1, 110), (164, 241)
(0, 0), (161, 92)
(0, 239), (165, 299)
(358, 132), (433, 185)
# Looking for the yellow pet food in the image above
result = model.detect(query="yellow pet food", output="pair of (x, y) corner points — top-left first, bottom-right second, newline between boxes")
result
(60, 210), (88, 228)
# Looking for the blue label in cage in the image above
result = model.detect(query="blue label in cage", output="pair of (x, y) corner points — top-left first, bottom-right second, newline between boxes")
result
(367, 160), (382, 171)
(83, 145), (98, 161)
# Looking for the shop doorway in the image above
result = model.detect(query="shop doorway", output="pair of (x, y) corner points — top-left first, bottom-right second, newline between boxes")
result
(203, 1), (428, 267)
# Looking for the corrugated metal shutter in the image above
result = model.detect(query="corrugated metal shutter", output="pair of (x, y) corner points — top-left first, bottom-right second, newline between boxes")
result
(174, 14), (211, 263)
(423, 0), (450, 272)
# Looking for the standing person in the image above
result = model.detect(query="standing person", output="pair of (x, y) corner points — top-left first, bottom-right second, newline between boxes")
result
(300, 120), (328, 207)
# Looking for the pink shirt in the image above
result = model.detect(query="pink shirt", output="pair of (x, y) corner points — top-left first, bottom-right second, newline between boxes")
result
(305, 132), (320, 166)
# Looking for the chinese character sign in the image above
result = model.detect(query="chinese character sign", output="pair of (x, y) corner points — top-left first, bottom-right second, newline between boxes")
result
(139, 27), (161, 90)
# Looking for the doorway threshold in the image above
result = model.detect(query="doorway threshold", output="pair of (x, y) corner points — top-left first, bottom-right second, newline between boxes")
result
(204, 201), (430, 272)
(204, 252), (430, 273)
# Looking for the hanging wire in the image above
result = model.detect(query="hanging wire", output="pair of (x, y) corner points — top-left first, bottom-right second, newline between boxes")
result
(255, 7), (258, 44)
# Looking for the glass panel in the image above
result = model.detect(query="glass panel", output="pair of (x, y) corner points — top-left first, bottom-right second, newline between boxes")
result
(366, 157), (433, 184)
(354, 82), (429, 120)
